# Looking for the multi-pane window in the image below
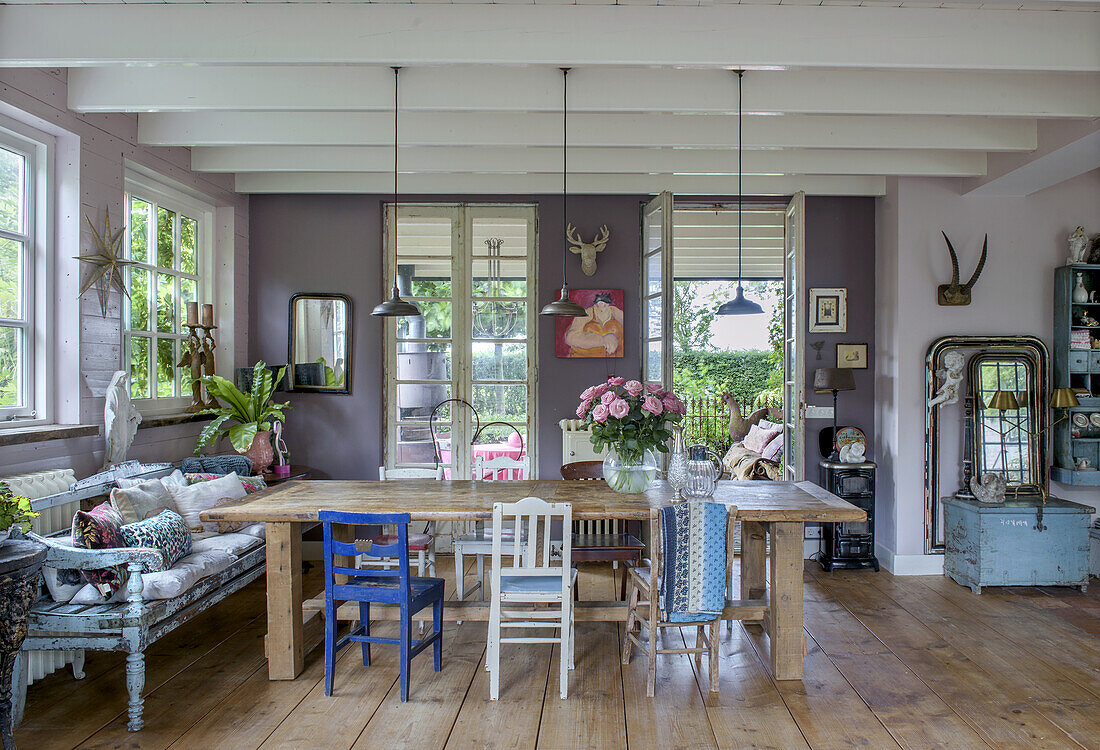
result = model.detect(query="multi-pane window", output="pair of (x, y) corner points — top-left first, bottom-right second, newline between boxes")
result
(974, 357), (1034, 486)
(384, 205), (537, 477)
(124, 178), (210, 412)
(0, 130), (37, 420)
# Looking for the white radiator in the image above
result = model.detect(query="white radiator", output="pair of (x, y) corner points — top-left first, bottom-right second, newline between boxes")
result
(3, 469), (85, 685)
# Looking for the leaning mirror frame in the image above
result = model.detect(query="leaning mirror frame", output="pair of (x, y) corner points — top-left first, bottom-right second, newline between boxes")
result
(288, 292), (353, 394)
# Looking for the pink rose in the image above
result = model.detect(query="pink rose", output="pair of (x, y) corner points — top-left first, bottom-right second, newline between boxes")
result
(608, 376), (626, 386)
(662, 395), (685, 415)
(580, 386), (597, 401)
(600, 390), (617, 405)
(576, 399), (592, 418)
(624, 380), (644, 396)
(645, 383), (663, 394)
(592, 403), (610, 423)
(609, 398), (630, 419)
(642, 395), (664, 415)
(593, 383), (609, 397)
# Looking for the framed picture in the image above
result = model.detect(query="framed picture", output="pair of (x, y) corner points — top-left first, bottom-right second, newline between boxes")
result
(555, 289), (625, 358)
(837, 343), (868, 369)
(809, 288), (847, 333)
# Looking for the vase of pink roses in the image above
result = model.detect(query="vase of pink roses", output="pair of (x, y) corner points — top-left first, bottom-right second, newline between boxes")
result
(575, 376), (686, 494)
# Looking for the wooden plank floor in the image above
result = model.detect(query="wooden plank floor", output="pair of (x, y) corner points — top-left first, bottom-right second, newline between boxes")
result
(19, 558), (1100, 750)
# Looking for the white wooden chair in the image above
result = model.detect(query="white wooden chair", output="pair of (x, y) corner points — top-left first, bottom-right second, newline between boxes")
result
(364, 466), (445, 579)
(452, 455), (529, 601)
(487, 496), (576, 700)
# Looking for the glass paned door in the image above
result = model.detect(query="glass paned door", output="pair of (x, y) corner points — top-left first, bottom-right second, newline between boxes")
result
(641, 192), (673, 390)
(782, 192), (806, 481)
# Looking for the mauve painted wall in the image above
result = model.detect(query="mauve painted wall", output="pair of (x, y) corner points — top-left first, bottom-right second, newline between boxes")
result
(803, 197), (877, 480)
(249, 194), (875, 481)
(249, 194), (644, 479)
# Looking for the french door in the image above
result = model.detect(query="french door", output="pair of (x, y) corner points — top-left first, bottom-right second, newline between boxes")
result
(782, 192), (806, 481)
(382, 204), (538, 480)
(641, 192), (673, 391)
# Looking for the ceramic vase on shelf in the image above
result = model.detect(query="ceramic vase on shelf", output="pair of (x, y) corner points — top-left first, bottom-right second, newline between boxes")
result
(603, 448), (658, 494)
(1073, 273), (1089, 303)
(666, 428), (689, 498)
(242, 430), (274, 474)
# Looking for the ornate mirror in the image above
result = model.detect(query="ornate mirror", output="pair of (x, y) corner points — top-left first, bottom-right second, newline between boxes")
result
(924, 335), (1048, 553)
(288, 293), (352, 394)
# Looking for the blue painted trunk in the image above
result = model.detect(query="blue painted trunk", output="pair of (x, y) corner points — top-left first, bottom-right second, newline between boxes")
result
(943, 496), (1093, 594)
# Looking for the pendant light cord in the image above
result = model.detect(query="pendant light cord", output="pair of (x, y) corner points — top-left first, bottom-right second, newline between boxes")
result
(562, 67), (570, 291)
(737, 69), (743, 289)
(393, 66), (401, 295)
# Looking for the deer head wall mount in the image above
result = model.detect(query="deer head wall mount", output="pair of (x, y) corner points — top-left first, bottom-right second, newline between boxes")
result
(567, 223), (610, 276)
(937, 231), (987, 306)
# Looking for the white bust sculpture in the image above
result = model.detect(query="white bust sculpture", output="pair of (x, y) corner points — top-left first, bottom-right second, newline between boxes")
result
(839, 441), (866, 464)
(928, 351), (965, 410)
(103, 370), (142, 469)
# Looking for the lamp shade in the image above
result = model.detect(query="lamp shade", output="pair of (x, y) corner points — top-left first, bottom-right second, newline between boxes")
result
(1050, 387), (1080, 409)
(372, 283), (422, 317)
(539, 285), (587, 317)
(813, 368), (855, 394)
(986, 390), (1019, 411)
(716, 285), (765, 316)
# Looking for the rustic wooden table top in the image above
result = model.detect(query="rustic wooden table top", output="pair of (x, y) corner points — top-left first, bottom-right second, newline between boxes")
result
(202, 479), (865, 524)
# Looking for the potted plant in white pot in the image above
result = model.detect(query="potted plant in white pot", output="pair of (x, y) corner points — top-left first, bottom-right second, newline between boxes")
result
(0, 482), (40, 544)
(194, 361), (290, 473)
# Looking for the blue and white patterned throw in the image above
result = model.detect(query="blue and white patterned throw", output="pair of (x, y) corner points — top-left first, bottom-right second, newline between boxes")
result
(659, 501), (727, 623)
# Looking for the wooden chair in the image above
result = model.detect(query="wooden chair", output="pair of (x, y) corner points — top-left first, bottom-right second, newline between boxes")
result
(487, 496), (576, 700)
(452, 455), (530, 601)
(560, 461), (645, 600)
(365, 466), (444, 579)
(320, 510), (445, 702)
(622, 506), (735, 697)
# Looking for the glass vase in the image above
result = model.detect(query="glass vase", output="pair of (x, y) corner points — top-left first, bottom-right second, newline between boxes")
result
(666, 428), (689, 498)
(602, 448), (658, 494)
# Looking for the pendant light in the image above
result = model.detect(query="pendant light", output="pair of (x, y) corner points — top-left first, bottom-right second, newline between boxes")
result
(373, 66), (422, 318)
(540, 67), (587, 318)
(717, 70), (764, 316)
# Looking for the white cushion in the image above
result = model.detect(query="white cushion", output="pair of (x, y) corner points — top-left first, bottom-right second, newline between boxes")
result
(239, 523), (266, 540)
(139, 550), (237, 600)
(743, 423), (783, 454)
(191, 532), (263, 558)
(166, 473), (247, 539)
(110, 478), (183, 524)
(43, 566), (83, 603)
(116, 469), (187, 490)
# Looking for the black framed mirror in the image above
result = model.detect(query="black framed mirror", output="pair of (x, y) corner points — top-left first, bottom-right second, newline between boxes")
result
(288, 293), (352, 394)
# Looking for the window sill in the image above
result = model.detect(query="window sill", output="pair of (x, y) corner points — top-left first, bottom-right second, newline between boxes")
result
(138, 412), (215, 430)
(0, 423), (99, 448)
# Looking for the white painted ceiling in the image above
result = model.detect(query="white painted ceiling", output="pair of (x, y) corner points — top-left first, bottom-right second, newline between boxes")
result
(0, 2), (1097, 196)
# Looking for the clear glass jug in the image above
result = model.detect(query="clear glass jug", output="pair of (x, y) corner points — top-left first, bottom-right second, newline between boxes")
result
(683, 445), (719, 499)
(666, 427), (689, 498)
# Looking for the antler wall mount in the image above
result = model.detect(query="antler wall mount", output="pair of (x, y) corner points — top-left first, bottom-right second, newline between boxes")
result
(937, 232), (988, 307)
(566, 223), (610, 277)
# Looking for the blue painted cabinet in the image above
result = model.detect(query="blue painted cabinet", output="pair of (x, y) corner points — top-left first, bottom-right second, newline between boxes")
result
(943, 496), (1093, 594)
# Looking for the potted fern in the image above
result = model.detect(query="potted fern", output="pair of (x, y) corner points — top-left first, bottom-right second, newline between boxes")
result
(0, 482), (39, 544)
(194, 361), (290, 473)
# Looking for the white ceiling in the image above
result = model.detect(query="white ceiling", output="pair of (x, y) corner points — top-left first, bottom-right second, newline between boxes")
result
(0, 2), (1097, 196)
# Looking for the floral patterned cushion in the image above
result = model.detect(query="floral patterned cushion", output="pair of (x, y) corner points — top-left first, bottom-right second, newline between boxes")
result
(120, 509), (193, 569)
(69, 502), (128, 596)
(185, 473), (268, 494)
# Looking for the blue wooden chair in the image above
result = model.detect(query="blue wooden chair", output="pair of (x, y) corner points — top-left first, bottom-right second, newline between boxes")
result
(320, 510), (445, 702)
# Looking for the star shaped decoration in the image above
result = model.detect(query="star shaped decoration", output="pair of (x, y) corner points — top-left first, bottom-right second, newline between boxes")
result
(74, 207), (136, 317)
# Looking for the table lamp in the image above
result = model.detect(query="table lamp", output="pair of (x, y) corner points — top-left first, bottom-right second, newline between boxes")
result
(814, 368), (856, 461)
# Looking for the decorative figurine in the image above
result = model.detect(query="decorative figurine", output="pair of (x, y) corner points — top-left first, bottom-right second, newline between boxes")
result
(566, 223), (610, 277)
(1067, 226), (1090, 264)
(103, 370), (142, 469)
(971, 472), (1006, 504)
(839, 441), (866, 463)
(1072, 272), (1090, 304)
(928, 351), (966, 410)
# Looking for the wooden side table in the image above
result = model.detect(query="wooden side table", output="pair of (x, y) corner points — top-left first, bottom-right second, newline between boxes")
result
(0, 538), (47, 750)
(261, 464), (313, 486)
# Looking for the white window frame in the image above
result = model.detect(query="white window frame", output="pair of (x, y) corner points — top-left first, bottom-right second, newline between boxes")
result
(382, 203), (539, 479)
(0, 116), (53, 427)
(123, 171), (215, 417)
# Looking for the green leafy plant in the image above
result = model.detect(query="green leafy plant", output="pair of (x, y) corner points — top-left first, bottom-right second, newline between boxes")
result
(0, 481), (39, 534)
(194, 361), (290, 454)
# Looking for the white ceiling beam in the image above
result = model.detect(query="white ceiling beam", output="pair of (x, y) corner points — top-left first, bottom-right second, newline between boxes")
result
(68, 66), (1100, 119)
(232, 172), (886, 196)
(143, 111), (1036, 151)
(192, 145), (987, 177)
(963, 129), (1100, 195)
(2, 5), (1098, 71)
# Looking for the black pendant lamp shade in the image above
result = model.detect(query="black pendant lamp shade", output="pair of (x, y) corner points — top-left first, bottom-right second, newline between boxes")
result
(373, 67), (422, 319)
(717, 70), (763, 317)
(540, 68), (587, 318)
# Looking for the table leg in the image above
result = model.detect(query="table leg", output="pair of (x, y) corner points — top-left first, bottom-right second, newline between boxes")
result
(266, 522), (304, 680)
(740, 520), (767, 601)
(767, 521), (804, 681)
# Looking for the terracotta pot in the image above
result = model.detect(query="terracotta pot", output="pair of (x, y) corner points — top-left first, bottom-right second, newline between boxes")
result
(241, 430), (274, 474)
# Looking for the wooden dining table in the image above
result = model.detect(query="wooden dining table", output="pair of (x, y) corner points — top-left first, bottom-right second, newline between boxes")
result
(202, 479), (865, 683)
